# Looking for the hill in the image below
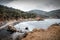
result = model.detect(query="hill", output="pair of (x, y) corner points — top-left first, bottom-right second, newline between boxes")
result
(28, 10), (49, 18)
(28, 10), (46, 15)
(0, 5), (36, 21)
(47, 9), (60, 18)
(0, 5), (60, 21)
(28, 9), (60, 18)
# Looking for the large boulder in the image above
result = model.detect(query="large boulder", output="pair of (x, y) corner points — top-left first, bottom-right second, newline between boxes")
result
(7, 25), (19, 34)
(11, 32), (27, 40)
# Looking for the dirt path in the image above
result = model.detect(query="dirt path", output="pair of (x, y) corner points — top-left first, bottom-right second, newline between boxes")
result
(0, 20), (17, 30)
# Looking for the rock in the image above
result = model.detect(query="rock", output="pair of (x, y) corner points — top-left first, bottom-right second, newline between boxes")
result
(12, 32), (27, 40)
(7, 25), (19, 34)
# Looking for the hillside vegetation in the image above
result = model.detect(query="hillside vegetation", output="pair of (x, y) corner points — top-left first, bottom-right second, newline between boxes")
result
(0, 5), (36, 21)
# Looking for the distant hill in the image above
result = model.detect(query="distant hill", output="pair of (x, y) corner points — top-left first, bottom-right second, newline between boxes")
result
(28, 9), (60, 18)
(28, 10), (46, 15)
(47, 9), (60, 18)
(28, 10), (49, 18)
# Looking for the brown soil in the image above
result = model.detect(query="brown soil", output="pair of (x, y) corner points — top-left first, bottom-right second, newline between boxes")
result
(22, 24), (60, 40)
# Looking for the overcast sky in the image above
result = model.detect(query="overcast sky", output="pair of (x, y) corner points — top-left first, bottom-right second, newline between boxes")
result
(0, 0), (60, 12)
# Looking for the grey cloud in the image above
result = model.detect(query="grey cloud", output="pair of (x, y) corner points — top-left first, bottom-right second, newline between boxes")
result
(0, 0), (14, 4)
(0, 0), (60, 7)
(47, 0), (60, 7)
(0, 0), (60, 11)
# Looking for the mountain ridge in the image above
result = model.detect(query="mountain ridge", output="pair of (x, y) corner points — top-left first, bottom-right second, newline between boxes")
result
(0, 4), (60, 19)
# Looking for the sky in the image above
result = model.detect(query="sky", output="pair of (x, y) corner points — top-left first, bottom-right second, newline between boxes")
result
(0, 0), (60, 12)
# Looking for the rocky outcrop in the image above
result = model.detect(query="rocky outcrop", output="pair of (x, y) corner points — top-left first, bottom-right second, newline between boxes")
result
(22, 24), (60, 40)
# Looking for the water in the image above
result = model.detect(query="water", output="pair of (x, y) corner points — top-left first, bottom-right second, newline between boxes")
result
(14, 19), (60, 31)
